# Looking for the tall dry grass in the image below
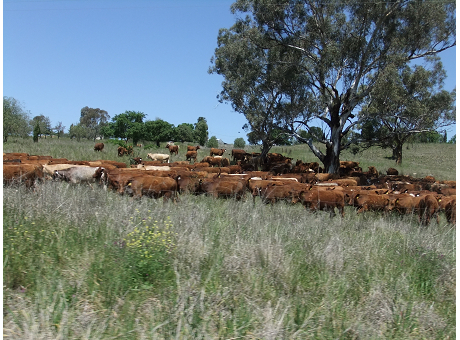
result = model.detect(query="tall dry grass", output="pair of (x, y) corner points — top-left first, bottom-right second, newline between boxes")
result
(3, 138), (456, 338)
(4, 181), (455, 339)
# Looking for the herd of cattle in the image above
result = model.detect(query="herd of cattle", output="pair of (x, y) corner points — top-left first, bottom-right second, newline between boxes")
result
(3, 145), (456, 225)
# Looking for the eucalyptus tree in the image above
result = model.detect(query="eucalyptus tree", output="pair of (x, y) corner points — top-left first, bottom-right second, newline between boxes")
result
(53, 122), (66, 139)
(3, 96), (31, 142)
(79, 106), (110, 141)
(211, 0), (455, 174)
(210, 18), (312, 159)
(359, 58), (456, 164)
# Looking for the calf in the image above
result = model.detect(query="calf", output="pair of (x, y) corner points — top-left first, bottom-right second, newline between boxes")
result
(187, 145), (201, 152)
(94, 142), (104, 152)
(166, 144), (179, 155)
(185, 151), (198, 163)
(118, 146), (128, 157)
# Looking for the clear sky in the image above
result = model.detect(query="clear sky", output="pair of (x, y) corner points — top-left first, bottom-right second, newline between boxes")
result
(3, 0), (457, 143)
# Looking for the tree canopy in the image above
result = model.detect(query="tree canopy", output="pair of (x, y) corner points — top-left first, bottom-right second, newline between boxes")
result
(3, 96), (31, 142)
(31, 115), (52, 138)
(359, 57), (455, 163)
(194, 117), (209, 146)
(79, 106), (110, 141)
(102, 111), (146, 145)
(211, 0), (456, 173)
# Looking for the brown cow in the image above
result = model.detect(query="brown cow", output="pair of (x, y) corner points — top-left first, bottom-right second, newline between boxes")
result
(386, 194), (423, 215)
(210, 148), (226, 156)
(350, 193), (392, 214)
(231, 149), (246, 163)
(3, 164), (44, 188)
(166, 144), (179, 155)
(185, 151), (198, 163)
(93, 168), (145, 193)
(118, 146), (128, 157)
(94, 142), (104, 152)
(187, 145), (201, 151)
(418, 194), (440, 225)
(444, 197), (456, 224)
(201, 156), (223, 167)
(125, 175), (181, 200)
(198, 177), (246, 200)
(387, 168), (399, 176)
(249, 179), (286, 204)
(293, 188), (345, 217)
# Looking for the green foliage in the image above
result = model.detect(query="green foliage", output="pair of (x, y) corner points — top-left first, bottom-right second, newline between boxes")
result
(79, 106), (110, 141)
(448, 134), (456, 144)
(207, 135), (218, 148)
(174, 123), (195, 143)
(68, 123), (88, 142)
(358, 59), (456, 164)
(53, 121), (65, 139)
(33, 123), (40, 143)
(211, 0), (455, 173)
(123, 216), (176, 286)
(102, 111), (146, 145)
(31, 115), (52, 138)
(3, 96), (31, 142)
(144, 119), (175, 147)
(411, 131), (446, 143)
(233, 137), (246, 148)
(194, 117), (209, 145)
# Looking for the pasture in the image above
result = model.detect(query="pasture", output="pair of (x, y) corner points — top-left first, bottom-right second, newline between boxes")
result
(3, 138), (456, 339)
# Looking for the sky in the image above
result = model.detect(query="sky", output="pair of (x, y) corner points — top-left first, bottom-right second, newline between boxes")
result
(3, 0), (457, 143)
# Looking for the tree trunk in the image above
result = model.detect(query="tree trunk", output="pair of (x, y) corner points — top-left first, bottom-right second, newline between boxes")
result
(393, 144), (403, 164)
(322, 114), (342, 174)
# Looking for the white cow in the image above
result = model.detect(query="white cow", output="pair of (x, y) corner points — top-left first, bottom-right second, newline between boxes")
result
(53, 166), (102, 184)
(147, 153), (170, 163)
(42, 164), (89, 179)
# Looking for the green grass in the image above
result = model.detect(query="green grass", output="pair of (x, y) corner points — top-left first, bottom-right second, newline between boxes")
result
(3, 138), (456, 339)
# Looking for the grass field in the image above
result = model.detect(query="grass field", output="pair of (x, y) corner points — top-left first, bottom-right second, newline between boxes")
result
(3, 138), (456, 339)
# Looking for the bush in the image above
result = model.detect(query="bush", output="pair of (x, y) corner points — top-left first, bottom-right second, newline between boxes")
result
(233, 137), (246, 149)
(207, 136), (218, 148)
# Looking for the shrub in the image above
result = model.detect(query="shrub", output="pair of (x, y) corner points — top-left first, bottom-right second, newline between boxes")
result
(233, 137), (246, 149)
(207, 136), (218, 148)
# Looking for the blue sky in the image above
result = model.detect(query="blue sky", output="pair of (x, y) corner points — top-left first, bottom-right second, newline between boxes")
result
(3, 0), (457, 143)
